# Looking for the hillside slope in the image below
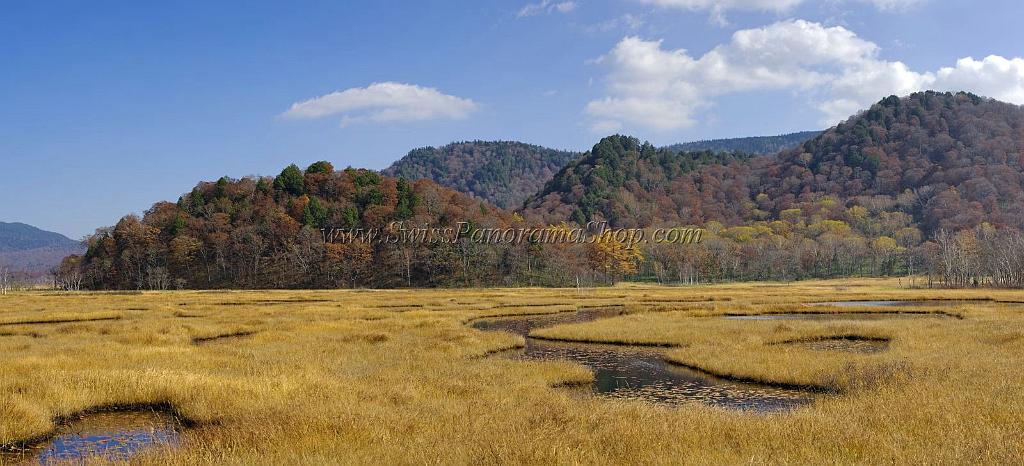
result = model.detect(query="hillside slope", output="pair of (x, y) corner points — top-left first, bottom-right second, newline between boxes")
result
(382, 141), (579, 209)
(664, 131), (821, 155)
(382, 135), (819, 210)
(524, 92), (1024, 235)
(765, 92), (1024, 233)
(522, 136), (756, 227)
(73, 163), (517, 289)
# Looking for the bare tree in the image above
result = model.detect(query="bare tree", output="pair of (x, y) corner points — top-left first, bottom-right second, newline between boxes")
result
(0, 264), (10, 295)
(146, 266), (170, 290)
(52, 258), (84, 291)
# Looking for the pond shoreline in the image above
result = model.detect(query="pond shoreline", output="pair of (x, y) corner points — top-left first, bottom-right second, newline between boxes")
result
(0, 402), (194, 455)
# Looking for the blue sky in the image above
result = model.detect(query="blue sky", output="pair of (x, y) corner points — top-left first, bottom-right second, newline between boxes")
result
(2, 0), (1023, 238)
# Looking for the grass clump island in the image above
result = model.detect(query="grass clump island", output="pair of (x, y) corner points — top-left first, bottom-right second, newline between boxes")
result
(1, 278), (1023, 464)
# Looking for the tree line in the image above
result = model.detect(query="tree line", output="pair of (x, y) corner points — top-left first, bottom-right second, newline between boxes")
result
(54, 160), (1024, 290)
(59, 162), (651, 290)
(55, 91), (1024, 290)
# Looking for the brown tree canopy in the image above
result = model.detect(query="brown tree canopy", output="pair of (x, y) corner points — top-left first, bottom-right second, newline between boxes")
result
(525, 92), (1024, 236)
(74, 165), (521, 289)
(382, 141), (580, 210)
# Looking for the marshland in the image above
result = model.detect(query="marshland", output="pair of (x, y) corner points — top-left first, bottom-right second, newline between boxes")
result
(8, 0), (1024, 464)
(1, 278), (1022, 464)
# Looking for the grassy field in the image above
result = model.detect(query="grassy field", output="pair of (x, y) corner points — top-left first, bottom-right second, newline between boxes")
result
(1, 278), (1022, 464)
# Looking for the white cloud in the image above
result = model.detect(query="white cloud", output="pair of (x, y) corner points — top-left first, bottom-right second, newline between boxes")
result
(518, 0), (577, 18)
(585, 37), (703, 130)
(554, 1), (578, 13)
(591, 119), (624, 133)
(585, 19), (1024, 132)
(933, 56), (1024, 105)
(637, 0), (801, 12)
(282, 82), (477, 127)
(580, 13), (645, 33)
(638, 0), (926, 24)
(821, 59), (931, 122)
(865, 0), (925, 11)
(622, 13), (645, 29)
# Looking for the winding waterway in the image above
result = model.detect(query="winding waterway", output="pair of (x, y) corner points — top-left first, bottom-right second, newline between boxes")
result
(472, 308), (814, 412)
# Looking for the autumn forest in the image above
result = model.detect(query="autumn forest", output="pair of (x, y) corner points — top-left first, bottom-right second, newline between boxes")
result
(58, 91), (1024, 290)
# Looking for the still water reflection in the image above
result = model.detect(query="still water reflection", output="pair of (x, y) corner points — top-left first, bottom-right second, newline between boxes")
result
(1, 410), (181, 465)
(473, 309), (814, 412)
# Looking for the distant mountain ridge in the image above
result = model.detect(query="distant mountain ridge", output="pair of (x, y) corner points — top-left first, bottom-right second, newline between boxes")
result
(664, 131), (822, 155)
(0, 222), (84, 277)
(0, 222), (78, 252)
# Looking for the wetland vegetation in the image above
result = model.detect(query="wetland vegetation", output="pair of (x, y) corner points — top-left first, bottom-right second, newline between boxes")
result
(1, 278), (1022, 464)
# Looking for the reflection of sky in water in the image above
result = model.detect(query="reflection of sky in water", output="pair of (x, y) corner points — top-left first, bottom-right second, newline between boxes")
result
(473, 310), (814, 412)
(3, 411), (180, 465)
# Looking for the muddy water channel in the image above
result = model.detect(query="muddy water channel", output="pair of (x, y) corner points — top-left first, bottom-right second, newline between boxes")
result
(472, 309), (813, 412)
(1, 410), (181, 465)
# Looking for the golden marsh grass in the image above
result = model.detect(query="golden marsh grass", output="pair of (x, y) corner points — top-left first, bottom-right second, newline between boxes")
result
(1, 278), (1023, 464)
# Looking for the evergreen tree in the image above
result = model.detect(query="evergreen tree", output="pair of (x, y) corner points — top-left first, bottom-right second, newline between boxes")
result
(274, 164), (305, 196)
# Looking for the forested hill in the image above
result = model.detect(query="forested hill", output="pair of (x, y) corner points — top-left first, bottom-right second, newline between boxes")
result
(64, 91), (1024, 289)
(382, 135), (817, 210)
(381, 141), (580, 209)
(524, 92), (1024, 235)
(522, 137), (757, 227)
(664, 131), (822, 155)
(765, 91), (1024, 233)
(72, 163), (517, 289)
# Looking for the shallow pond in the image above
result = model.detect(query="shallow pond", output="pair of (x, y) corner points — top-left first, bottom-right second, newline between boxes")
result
(472, 309), (813, 412)
(1, 410), (181, 465)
